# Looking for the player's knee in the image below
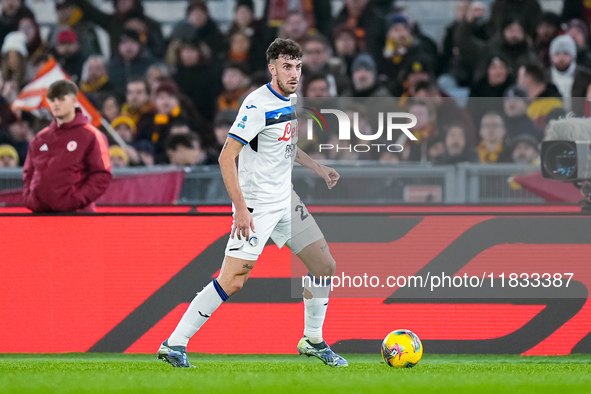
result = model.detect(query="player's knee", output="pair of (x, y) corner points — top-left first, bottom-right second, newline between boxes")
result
(312, 257), (336, 278)
(226, 277), (246, 296)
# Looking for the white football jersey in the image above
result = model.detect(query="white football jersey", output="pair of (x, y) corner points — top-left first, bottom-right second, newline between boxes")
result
(228, 83), (298, 209)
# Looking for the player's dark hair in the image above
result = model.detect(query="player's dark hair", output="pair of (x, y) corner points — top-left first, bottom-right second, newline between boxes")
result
(126, 76), (151, 95)
(266, 38), (303, 64)
(47, 80), (78, 99)
(521, 63), (546, 84)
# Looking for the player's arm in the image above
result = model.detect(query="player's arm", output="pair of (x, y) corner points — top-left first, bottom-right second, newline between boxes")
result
(295, 147), (340, 189)
(218, 138), (255, 240)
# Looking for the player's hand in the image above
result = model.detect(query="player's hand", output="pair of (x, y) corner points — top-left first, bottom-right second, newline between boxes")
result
(231, 206), (256, 240)
(317, 165), (340, 189)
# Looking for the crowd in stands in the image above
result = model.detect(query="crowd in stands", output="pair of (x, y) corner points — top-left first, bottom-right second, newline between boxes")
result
(0, 0), (589, 169)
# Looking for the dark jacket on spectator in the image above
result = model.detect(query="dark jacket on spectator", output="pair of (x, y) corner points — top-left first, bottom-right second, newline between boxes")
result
(173, 63), (222, 123)
(75, 0), (166, 58)
(488, 0), (542, 38)
(505, 114), (544, 142)
(334, 3), (386, 64)
(0, 3), (35, 47)
(23, 108), (112, 213)
(108, 52), (156, 96)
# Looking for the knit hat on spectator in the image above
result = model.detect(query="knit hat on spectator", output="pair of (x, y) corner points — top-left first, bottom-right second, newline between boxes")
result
(57, 29), (78, 44)
(1, 31), (28, 57)
(120, 28), (142, 44)
(0, 144), (19, 165)
(155, 79), (180, 97)
(387, 12), (409, 30)
(550, 34), (577, 58)
(134, 139), (155, 156)
(504, 85), (528, 98)
(566, 19), (589, 43)
(109, 146), (129, 165)
(111, 116), (137, 134)
(352, 53), (377, 75)
(512, 134), (539, 152)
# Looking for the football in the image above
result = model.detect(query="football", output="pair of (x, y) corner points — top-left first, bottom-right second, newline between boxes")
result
(381, 329), (423, 368)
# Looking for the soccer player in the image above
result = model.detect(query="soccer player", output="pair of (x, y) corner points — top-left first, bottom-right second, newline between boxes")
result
(157, 38), (347, 368)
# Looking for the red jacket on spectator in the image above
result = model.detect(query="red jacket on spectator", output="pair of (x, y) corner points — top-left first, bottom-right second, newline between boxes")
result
(23, 108), (111, 213)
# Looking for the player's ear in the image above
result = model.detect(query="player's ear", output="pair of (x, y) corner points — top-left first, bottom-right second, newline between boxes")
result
(268, 61), (275, 75)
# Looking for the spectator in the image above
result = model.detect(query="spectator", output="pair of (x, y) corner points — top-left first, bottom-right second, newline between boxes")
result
(108, 29), (156, 94)
(549, 34), (591, 113)
(441, 1), (487, 87)
(393, 58), (436, 99)
(213, 109), (237, 150)
(166, 132), (217, 166)
(217, 62), (250, 112)
(456, 17), (537, 81)
(279, 10), (310, 46)
(535, 12), (561, 68)
(0, 72), (17, 128)
(345, 53), (391, 97)
(334, 0), (385, 61)
(564, 19), (591, 68)
(517, 64), (562, 128)
(403, 99), (438, 162)
(0, 143), (18, 167)
(414, 79), (476, 144)
(332, 23), (360, 79)
(225, 0), (268, 72)
(381, 13), (437, 91)
(169, 1), (227, 61)
(302, 34), (349, 96)
(511, 133), (540, 164)
(79, 55), (113, 97)
(22, 80), (111, 213)
(172, 35), (221, 122)
(47, 0), (101, 58)
(436, 123), (479, 164)
(488, 0), (542, 38)
(137, 79), (202, 164)
(110, 115), (136, 144)
(476, 112), (511, 163)
(76, 0), (164, 59)
(1, 31), (30, 88)
(0, 0), (34, 46)
(109, 145), (129, 168)
(503, 85), (543, 142)
(18, 16), (45, 67)
(467, 55), (514, 126)
(121, 77), (155, 128)
(134, 139), (155, 166)
(145, 63), (170, 93)
(265, 0), (332, 39)
(426, 134), (446, 163)
(123, 14), (166, 60)
(99, 94), (121, 123)
(562, 0), (591, 27)
(304, 74), (332, 98)
(226, 30), (252, 68)
(53, 29), (85, 83)
(1, 114), (34, 163)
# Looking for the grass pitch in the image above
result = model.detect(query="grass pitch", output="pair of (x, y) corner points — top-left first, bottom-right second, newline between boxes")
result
(1, 353), (590, 393)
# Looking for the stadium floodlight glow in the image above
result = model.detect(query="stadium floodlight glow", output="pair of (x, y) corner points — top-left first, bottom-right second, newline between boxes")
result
(541, 140), (591, 182)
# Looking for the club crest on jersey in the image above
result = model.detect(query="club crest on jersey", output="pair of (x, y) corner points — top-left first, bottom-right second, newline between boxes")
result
(237, 116), (247, 129)
(285, 144), (296, 159)
(248, 237), (259, 247)
(67, 141), (77, 151)
(278, 122), (297, 141)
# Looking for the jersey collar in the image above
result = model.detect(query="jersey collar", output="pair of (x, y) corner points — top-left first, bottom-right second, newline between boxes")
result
(266, 83), (291, 102)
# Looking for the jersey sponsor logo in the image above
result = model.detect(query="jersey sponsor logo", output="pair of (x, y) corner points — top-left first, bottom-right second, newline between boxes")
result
(198, 311), (211, 318)
(278, 123), (298, 141)
(67, 141), (78, 151)
(248, 237), (259, 247)
(237, 116), (247, 129)
(285, 143), (296, 159)
(39, 144), (48, 151)
(246, 105), (257, 109)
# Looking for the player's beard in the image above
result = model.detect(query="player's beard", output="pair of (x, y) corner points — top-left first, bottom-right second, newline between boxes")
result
(277, 77), (298, 96)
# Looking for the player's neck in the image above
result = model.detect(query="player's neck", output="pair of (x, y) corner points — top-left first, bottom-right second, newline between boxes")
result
(269, 81), (290, 98)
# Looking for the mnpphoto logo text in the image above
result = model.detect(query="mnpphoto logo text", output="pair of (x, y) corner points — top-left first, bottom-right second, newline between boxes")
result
(303, 108), (418, 154)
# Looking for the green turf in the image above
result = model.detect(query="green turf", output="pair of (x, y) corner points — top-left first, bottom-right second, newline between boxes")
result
(1, 353), (590, 394)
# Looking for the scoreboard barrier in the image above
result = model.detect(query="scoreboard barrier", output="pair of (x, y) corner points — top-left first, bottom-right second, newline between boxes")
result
(1, 205), (590, 355)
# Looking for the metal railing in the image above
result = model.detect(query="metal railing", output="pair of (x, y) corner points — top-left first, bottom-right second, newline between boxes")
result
(0, 163), (546, 205)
